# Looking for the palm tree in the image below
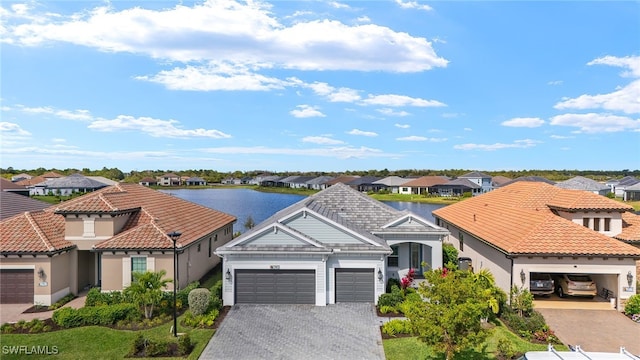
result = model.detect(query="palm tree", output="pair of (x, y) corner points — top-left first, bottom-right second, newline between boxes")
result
(124, 270), (172, 319)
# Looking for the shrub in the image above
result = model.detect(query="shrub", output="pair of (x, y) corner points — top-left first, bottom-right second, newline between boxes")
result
(183, 308), (219, 328)
(210, 279), (223, 299)
(1, 323), (15, 334)
(510, 285), (534, 317)
(53, 303), (140, 328)
(379, 305), (398, 314)
(188, 288), (211, 315)
(624, 294), (640, 315)
(501, 307), (547, 338)
(177, 281), (200, 305)
(378, 286), (405, 308)
(178, 334), (192, 355)
(52, 307), (84, 328)
(496, 337), (517, 359)
(381, 319), (413, 337)
(386, 278), (401, 293)
(85, 288), (129, 307)
(209, 296), (223, 312)
(49, 293), (76, 310)
(442, 243), (459, 267)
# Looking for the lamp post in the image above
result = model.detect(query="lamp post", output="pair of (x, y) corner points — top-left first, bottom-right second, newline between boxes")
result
(167, 231), (182, 337)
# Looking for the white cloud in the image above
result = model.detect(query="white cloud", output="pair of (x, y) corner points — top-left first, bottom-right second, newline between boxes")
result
(328, 1), (350, 9)
(395, 123), (410, 129)
(463, 127), (472, 131)
(547, 80), (563, 86)
(305, 82), (361, 103)
(356, 16), (371, 23)
(302, 136), (345, 145)
(442, 112), (462, 118)
(550, 135), (575, 139)
(397, 136), (447, 142)
(554, 80), (640, 114)
(549, 113), (640, 133)
(88, 115), (232, 138)
(587, 55), (640, 78)
(13, 105), (93, 121)
(290, 105), (326, 118)
(2, 0), (447, 73)
(347, 129), (378, 137)
(200, 145), (395, 159)
(0, 121), (31, 136)
(394, 0), (433, 11)
(501, 117), (545, 128)
(454, 139), (540, 151)
(51, 138), (66, 143)
(361, 94), (446, 107)
(378, 108), (410, 117)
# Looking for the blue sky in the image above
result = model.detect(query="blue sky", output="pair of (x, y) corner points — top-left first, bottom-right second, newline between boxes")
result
(1, 0), (639, 173)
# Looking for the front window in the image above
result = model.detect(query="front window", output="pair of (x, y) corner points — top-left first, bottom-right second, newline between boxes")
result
(131, 257), (147, 280)
(593, 217), (600, 231)
(604, 218), (611, 232)
(387, 245), (399, 267)
(583, 218), (589, 228)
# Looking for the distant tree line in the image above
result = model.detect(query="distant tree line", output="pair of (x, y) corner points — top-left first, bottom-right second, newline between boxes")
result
(1, 167), (638, 183)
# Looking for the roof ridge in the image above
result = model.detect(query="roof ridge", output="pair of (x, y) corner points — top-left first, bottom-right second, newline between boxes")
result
(25, 212), (54, 252)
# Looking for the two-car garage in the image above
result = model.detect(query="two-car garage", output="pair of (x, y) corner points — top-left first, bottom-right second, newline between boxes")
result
(232, 268), (376, 305)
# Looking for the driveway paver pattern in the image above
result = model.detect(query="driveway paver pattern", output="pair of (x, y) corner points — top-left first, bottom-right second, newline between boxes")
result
(537, 308), (640, 355)
(199, 303), (385, 360)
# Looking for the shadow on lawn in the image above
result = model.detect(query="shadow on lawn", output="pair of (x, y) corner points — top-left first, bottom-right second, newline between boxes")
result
(422, 346), (493, 360)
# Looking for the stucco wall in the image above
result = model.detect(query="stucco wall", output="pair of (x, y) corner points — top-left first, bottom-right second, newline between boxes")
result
(0, 253), (72, 305)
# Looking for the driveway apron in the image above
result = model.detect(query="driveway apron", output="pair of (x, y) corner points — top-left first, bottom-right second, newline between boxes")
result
(537, 308), (640, 355)
(199, 303), (385, 360)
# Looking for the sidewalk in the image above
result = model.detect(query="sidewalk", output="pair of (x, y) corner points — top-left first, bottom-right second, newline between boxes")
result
(0, 290), (88, 324)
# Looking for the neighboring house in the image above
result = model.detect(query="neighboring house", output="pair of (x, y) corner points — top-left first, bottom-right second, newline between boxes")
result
(433, 182), (640, 312)
(222, 178), (242, 185)
(606, 176), (639, 198)
(373, 176), (412, 193)
(431, 178), (480, 197)
(138, 177), (158, 186)
(346, 176), (382, 192)
(31, 173), (109, 196)
(0, 177), (30, 197)
(258, 176), (283, 187)
(324, 176), (360, 187)
(491, 176), (512, 188)
(398, 176), (449, 195)
(87, 176), (118, 186)
(11, 173), (32, 182)
(555, 176), (610, 196)
(157, 173), (181, 186)
(305, 176), (335, 190)
(496, 176), (555, 188)
(185, 177), (207, 186)
(16, 172), (64, 195)
(458, 171), (494, 194)
(623, 182), (640, 201)
(0, 191), (50, 220)
(215, 183), (449, 306)
(0, 184), (236, 305)
(277, 176), (302, 188)
(289, 176), (316, 189)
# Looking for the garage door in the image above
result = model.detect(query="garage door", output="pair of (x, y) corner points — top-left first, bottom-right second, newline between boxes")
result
(235, 269), (315, 304)
(0, 269), (34, 304)
(335, 268), (374, 302)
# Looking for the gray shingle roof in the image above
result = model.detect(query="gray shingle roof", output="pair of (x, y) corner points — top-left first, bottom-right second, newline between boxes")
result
(0, 192), (50, 220)
(39, 173), (110, 189)
(555, 176), (609, 191)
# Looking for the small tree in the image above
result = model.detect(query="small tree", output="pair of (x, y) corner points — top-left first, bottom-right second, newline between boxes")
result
(244, 216), (255, 230)
(405, 268), (500, 360)
(124, 270), (172, 319)
(510, 285), (534, 317)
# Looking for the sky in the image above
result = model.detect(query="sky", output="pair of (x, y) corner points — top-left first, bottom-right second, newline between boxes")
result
(1, 0), (639, 173)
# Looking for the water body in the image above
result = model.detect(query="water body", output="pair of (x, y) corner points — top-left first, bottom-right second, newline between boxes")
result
(162, 189), (446, 233)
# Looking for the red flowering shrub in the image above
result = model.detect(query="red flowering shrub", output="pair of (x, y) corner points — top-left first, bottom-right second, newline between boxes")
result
(401, 268), (416, 290)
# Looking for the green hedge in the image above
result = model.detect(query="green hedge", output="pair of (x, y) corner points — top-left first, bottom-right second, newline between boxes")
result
(53, 303), (140, 328)
(625, 294), (640, 315)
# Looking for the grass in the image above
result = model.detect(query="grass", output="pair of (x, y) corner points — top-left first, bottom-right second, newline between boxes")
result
(616, 198), (640, 211)
(370, 193), (465, 204)
(383, 321), (568, 360)
(0, 314), (214, 360)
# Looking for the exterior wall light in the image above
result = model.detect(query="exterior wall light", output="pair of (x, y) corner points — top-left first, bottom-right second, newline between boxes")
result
(520, 269), (526, 286)
(377, 269), (383, 281)
(225, 268), (232, 281)
(627, 270), (634, 287)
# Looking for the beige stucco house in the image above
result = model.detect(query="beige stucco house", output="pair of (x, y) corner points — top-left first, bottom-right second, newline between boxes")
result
(0, 183), (236, 305)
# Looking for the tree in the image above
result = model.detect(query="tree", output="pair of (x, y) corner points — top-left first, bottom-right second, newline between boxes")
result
(124, 270), (172, 319)
(405, 268), (501, 360)
(244, 215), (255, 230)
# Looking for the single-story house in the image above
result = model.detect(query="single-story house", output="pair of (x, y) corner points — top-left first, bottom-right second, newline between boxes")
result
(432, 181), (640, 312)
(1, 177), (30, 197)
(373, 176), (413, 194)
(215, 183), (449, 306)
(324, 176), (360, 187)
(622, 182), (640, 202)
(431, 178), (481, 196)
(138, 177), (158, 186)
(185, 177), (207, 186)
(305, 176), (335, 190)
(30, 173), (110, 196)
(555, 176), (610, 196)
(606, 176), (639, 198)
(346, 176), (382, 192)
(11, 173), (33, 182)
(0, 183), (236, 305)
(398, 176), (449, 195)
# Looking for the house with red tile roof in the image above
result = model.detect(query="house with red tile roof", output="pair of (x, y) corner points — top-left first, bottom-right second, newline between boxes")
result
(0, 183), (236, 305)
(433, 181), (640, 312)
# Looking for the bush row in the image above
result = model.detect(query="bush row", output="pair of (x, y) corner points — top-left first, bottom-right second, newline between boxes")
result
(52, 303), (140, 328)
(1, 319), (51, 334)
(128, 333), (192, 358)
(381, 319), (413, 337)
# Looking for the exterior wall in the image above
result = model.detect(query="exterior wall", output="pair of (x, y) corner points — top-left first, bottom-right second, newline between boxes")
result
(557, 210), (623, 237)
(515, 257), (636, 312)
(221, 254), (327, 306)
(384, 238), (443, 279)
(100, 254), (125, 291)
(0, 253), (72, 306)
(326, 254), (385, 305)
(442, 222), (512, 293)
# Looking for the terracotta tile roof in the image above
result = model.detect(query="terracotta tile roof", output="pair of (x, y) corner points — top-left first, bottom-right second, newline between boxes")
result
(617, 212), (640, 243)
(1, 183), (236, 253)
(432, 182), (640, 257)
(401, 176), (449, 187)
(15, 172), (63, 186)
(0, 210), (74, 254)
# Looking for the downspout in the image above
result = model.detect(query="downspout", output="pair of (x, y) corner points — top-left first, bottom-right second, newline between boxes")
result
(508, 255), (514, 305)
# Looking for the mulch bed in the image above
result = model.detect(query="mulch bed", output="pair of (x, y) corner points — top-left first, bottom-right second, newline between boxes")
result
(376, 308), (405, 318)
(23, 306), (54, 314)
(213, 306), (230, 329)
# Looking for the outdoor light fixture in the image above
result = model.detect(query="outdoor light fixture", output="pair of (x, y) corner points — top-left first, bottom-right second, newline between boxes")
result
(377, 269), (383, 281)
(225, 268), (231, 281)
(167, 231), (182, 337)
(37, 268), (46, 280)
(520, 269), (526, 285)
(628, 270), (634, 287)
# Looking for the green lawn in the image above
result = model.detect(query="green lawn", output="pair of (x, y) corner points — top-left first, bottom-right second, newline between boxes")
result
(383, 321), (568, 360)
(1, 315), (214, 360)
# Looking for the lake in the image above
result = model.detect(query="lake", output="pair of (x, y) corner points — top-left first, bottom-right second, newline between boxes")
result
(161, 189), (446, 233)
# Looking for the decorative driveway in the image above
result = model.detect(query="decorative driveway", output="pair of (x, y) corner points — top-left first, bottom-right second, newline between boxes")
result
(199, 303), (385, 360)
(537, 308), (640, 355)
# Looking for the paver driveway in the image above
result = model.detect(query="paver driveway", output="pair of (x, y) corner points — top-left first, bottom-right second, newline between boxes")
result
(537, 308), (640, 355)
(199, 303), (385, 360)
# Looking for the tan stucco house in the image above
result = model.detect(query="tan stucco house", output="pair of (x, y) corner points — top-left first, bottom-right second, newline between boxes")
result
(433, 181), (640, 312)
(0, 183), (236, 305)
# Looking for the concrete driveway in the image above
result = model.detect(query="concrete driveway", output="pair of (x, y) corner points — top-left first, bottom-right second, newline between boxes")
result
(200, 303), (385, 360)
(537, 308), (640, 355)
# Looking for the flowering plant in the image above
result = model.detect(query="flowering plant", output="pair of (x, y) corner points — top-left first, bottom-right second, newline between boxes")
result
(401, 268), (416, 290)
